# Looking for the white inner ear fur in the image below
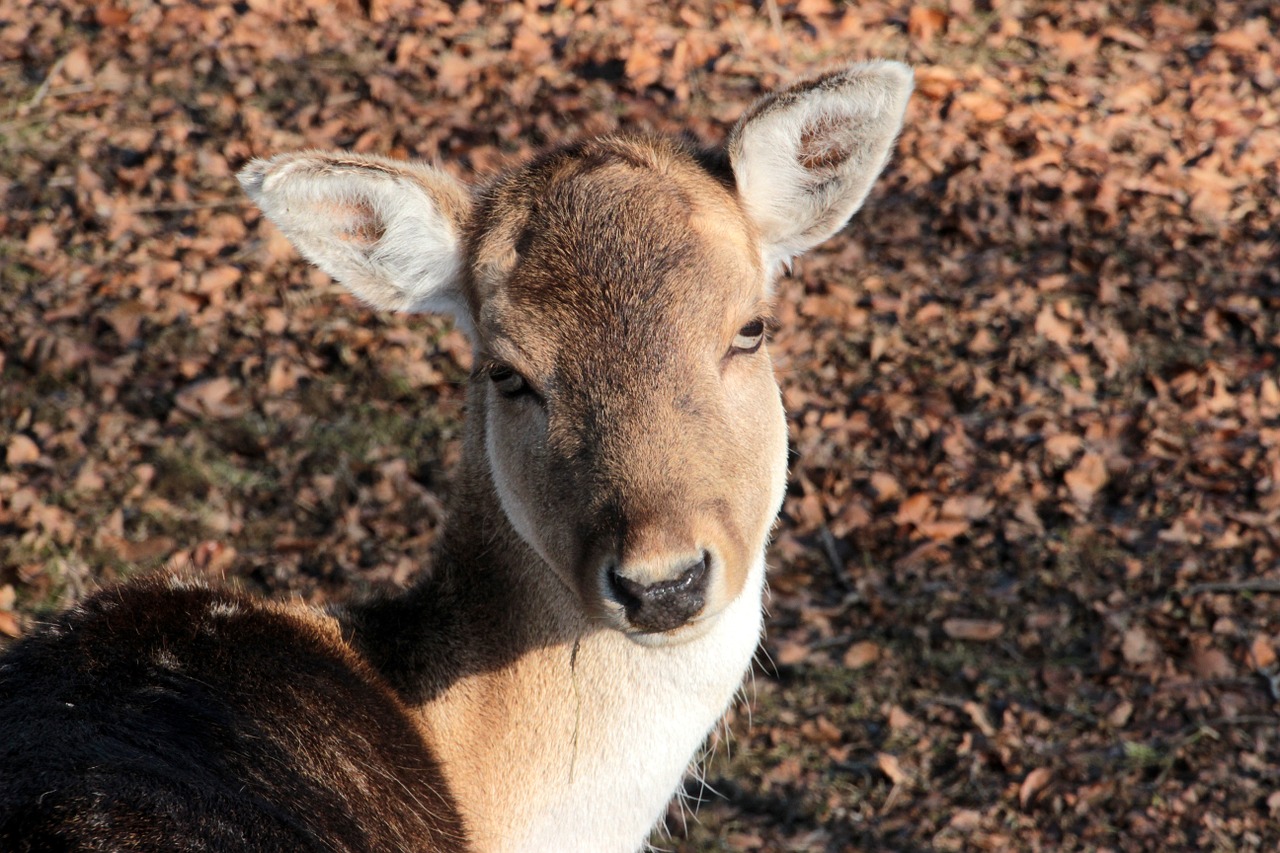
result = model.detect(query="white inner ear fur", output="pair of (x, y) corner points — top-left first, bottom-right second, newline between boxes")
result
(238, 153), (472, 333)
(729, 60), (914, 278)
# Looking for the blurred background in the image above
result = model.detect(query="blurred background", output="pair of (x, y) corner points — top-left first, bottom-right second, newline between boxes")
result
(2, 1), (1278, 848)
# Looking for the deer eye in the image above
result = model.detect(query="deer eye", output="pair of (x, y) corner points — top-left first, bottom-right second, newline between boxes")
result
(488, 364), (530, 398)
(731, 318), (767, 354)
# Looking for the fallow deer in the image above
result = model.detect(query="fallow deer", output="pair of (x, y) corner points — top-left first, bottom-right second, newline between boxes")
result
(0, 62), (912, 852)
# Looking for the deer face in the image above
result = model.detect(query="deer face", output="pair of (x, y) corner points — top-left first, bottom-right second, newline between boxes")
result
(471, 142), (788, 640)
(239, 62), (912, 645)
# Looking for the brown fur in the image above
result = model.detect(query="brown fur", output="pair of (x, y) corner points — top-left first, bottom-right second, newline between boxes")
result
(0, 578), (466, 851)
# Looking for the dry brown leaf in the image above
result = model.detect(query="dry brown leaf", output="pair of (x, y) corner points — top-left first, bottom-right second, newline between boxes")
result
(1248, 634), (1277, 670)
(1019, 767), (1053, 809)
(1044, 434), (1082, 461)
(943, 619), (1004, 642)
(939, 495), (993, 520)
(100, 535), (178, 564)
(918, 518), (970, 541)
(914, 65), (962, 100)
(954, 90), (1008, 123)
(1121, 626), (1159, 665)
(870, 472), (903, 503)
(192, 541), (238, 574)
(1050, 30), (1100, 62)
(1215, 20), (1268, 54)
(25, 223), (56, 254)
(0, 610), (20, 639)
(174, 378), (251, 420)
(103, 301), (148, 343)
(876, 752), (908, 786)
(6, 435), (40, 466)
(887, 705), (916, 731)
(842, 640), (881, 669)
(198, 267), (241, 302)
(1064, 453), (1108, 508)
(1034, 304), (1073, 347)
(1188, 648), (1235, 680)
(1108, 700), (1134, 727)
(895, 493), (934, 526)
(775, 640), (809, 666)
(963, 700), (996, 737)
(908, 7), (948, 43)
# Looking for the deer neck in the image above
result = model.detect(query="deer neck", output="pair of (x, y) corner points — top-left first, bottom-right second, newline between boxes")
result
(348, 390), (767, 853)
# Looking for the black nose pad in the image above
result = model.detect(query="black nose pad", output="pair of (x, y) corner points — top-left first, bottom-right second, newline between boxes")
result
(607, 552), (710, 633)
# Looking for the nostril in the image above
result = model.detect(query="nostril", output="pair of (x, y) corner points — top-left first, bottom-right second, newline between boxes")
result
(607, 564), (645, 612)
(676, 551), (710, 594)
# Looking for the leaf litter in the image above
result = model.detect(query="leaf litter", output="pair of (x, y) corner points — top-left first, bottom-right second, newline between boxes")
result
(2, 1), (1279, 849)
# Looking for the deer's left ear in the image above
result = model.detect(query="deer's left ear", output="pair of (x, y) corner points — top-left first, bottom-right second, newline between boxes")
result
(728, 61), (913, 277)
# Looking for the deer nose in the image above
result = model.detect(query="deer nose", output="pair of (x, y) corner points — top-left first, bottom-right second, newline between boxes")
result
(606, 552), (711, 633)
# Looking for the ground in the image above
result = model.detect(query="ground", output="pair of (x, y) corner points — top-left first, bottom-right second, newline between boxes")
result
(2, 1), (1279, 850)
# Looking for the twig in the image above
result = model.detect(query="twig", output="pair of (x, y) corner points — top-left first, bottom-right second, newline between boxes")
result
(28, 55), (66, 110)
(764, 0), (783, 40)
(817, 524), (853, 592)
(1182, 580), (1280, 596)
(809, 634), (853, 651)
(0, 115), (49, 135)
(131, 199), (251, 214)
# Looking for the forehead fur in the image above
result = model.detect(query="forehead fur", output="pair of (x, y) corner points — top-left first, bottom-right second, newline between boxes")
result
(465, 136), (761, 332)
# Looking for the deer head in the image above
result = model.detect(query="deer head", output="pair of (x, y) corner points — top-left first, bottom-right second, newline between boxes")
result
(239, 61), (912, 647)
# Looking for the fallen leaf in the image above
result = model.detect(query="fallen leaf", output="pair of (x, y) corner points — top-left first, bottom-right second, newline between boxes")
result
(914, 65), (962, 100)
(842, 640), (881, 669)
(1122, 626), (1159, 665)
(895, 493), (934, 526)
(1044, 434), (1082, 461)
(775, 640), (809, 666)
(943, 619), (1004, 642)
(100, 534), (178, 564)
(1064, 453), (1108, 508)
(25, 223), (56, 254)
(917, 518), (970, 541)
(174, 378), (251, 420)
(869, 472), (902, 502)
(1108, 700), (1134, 727)
(963, 700), (996, 737)
(1188, 647), (1235, 680)
(1019, 767), (1053, 809)
(907, 6), (947, 43)
(1034, 304), (1073, 347)
(954, 90), (1009, 123)
(877, 752), (908, 786)
(1248, 634), (1277, 670)
(6, 435), (40, 466)
(887, 705), (916, 731)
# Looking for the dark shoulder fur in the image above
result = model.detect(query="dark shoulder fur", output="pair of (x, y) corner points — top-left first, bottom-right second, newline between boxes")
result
(0, 578), (467, 852)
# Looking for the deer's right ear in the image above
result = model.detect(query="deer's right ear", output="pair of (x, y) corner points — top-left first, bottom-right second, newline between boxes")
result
(238, 152), (473, 330)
